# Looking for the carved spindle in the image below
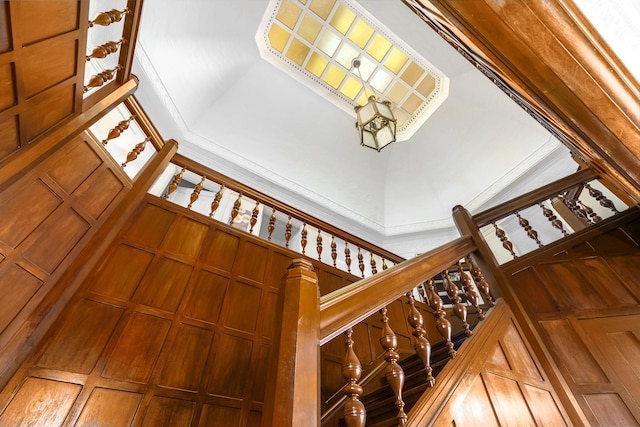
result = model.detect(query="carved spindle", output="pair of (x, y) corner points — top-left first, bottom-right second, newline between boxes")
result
(209, 185), (224, 217)
(229, 193), (242, 224)
(331, 236), (337, 267)
(539, 202), (569, 236)
(561, 194), (592, 224)
(121, 136), (151, 167)
(443, 270), (471, 336)
(86, 38), (126, 61)
(468, 257), (495, 307)
(357, 248), (365, 278)
(382, 259), (388, 270)
(345, 243), (352, 274)
(370, 254), (378, 275)
(516, 211), (542, 247)
(187, 175), (206, 209)
(493, 221), (517, 259)
(285, 217), (292, 247)
(342, 329), (366, 427)
(102, 115), (134, 145)
(84, 65), (121, 92)
(425, 279), (456, 358)
(458, 261), (484, 320)
(164, 168), (185, 200)
(585, 182), (618, 213)
(380, 307), (407, 426)
(249, 201), (260, 233)
(579, 200), (602, 223)
(301, 223), (308, 255)
(407, 293), (435, 386)
(267, 208), (276, 240)
(316, 230), (323, 261)
(88, 8), (130, 27)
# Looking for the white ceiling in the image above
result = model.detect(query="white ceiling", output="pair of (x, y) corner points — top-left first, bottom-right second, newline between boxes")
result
(131, 0), (626, 257)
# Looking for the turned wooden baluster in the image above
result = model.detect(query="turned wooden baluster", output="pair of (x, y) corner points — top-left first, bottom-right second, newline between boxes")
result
(380, 307), (407, 426)
(342, 329), (366, 427)
(370, 254), (377, 275)
(407, 293), (435, 386)
(468, 257), (495, 307)
(121, 136), (151, 167)
(285, 216), (292, 247)
(267, 208), (276, 240)
(357, 248), (365, 278)
(187, 175), (206, 209)
(345, 243), (352, 274)
(301, 223), (308, 255)
(229, 193), (242, 224)
(561, 194), (592, 224)
(88, 8), (129, 27)
(331, 236), (337, 267)
(316, 230), (323, 261)
(539, 202), (569, 236)
(493, 221), (517, 259)
(249, 201), (260, 233)
(458, 261), (484, 320)
(86, 38), (126, 61)
(84, 65), (121, 92)
(164, 168), (184, 200)
(425, 279), (456, 358)
(579, 200), (602, 223)
(585, 182), (618, 213)
(382, 259), (388, 270)
(516, 211), (542, 247)
(102, 115), (134, 145)
(443, 270), (471, 336)
(209, 185), (224, 217)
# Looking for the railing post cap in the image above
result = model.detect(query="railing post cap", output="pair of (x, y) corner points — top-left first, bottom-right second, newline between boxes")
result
(289, 258), (314, 271)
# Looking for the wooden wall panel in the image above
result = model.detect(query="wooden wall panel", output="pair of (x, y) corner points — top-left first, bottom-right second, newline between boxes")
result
(0, 63), (14, 110)
(24, 82), (76, 140)
(13, 0), (78, 46)
(0, 134), (131, 382)
(22, 34), (76, 98)
(0, 115), (19, 161)
(0, 196), (366, 426)
(503, 208), (640, 425)
(0, 2), (10, 53)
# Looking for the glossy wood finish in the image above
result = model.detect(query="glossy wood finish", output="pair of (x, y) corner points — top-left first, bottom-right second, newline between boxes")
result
(503, 207), (640, 425)
(413, 0), (640, 202)
(408, 300), (573, 426)
(0, 0), (88, 164)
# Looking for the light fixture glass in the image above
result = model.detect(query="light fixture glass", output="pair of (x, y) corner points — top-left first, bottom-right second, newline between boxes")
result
(353, 59), (397, 151)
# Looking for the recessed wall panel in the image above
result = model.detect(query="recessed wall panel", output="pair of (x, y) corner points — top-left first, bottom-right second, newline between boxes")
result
(0, 62), (15, 111)
(22, 36), (77, 98)
(15, 0), (78, 45)
(0, 114), (19, 161)
(0, 2), (11, 53)
(24, 82), (75, 141)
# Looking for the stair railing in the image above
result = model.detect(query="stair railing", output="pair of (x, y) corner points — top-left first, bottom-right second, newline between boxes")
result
(464, 168), (631, 264)
(263, 236), (499, 427)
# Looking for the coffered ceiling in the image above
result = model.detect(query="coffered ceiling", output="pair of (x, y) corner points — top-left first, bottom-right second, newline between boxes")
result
(131, 0), (636, 257)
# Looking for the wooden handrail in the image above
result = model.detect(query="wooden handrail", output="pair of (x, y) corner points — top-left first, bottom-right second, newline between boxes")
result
(472, 168), (598, 227)
(319, 236), (476, 345)
(171, 153), (405, 264)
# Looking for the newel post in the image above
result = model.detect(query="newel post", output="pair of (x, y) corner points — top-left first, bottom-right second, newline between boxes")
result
(262, 259), (320, 427)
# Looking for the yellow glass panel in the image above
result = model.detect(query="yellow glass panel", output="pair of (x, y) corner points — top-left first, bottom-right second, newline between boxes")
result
(356, 92), (369, 106)
(323, 64), (346, 89)
(400, 61), (424, 86)
(369, 69), (392, 93)
(349, 19), (374, 48)
(305, 52), (329, 77)
(309, 0), (336, 20)
(334, 42), (359, 69)
(340, 76), (363, 100)
(384, 48), (409, 74)
(330, 3), (356, 35)
(416, 74), (436, 97)
(268, 23), (290, 53)
(394, 108), (410, 127)
(276, 0), (303, 30)
(387, 81), (409, 104)
(317, 29), (340, 56)
(367, 34), (392, 62)
(286, 38), (310, 66)
(298, 14), (322, 44)
(402, 93), (423, 115)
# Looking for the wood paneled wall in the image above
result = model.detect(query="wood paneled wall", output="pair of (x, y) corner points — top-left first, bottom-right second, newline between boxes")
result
(408, 300), (573, 426)
(0, 196), (373, 426)
(0, 0), (87, 164)
(0, 134), (131, 384)
(502, 208), (640, 425)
